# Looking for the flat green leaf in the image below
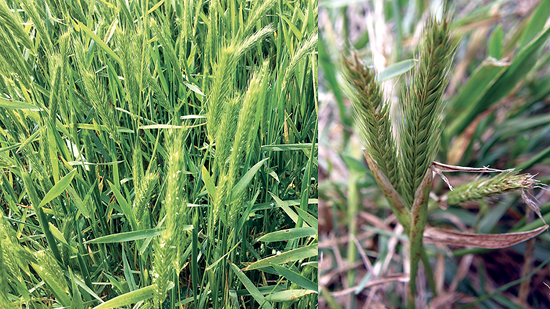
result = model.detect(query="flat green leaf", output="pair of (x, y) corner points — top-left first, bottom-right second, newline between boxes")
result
(68, 160), (124, 166)
(251, 199), (318, 212)
(264, 289), (317, 301)
(278, 14), (304, 40)
(0, 144), (21, 154)
(76, 20), (122, 64)
(0, 97), (41, 111)
(181, 115), (207, 120)
(447, 57), (509, 137)
(108, 181), (137, 231)
(84, 227), (176, 244)
(93, 285), (155, 309)
(17, 130), (40, 153)
(294, 207), (318, 228)
(122, 246), (137, 291)
(64, 123), (133, 133)
(147, 0), (165, 14)
(202, 165), (216, 200)
(518, 0), (550, 49)
(48, 222), (69, 245)
(269, 193), (299, 224)
(66, 269), (104, 303)
(262, 144), (315, 151)
(69, 268), (85, 309)
(140, 124), (184, 129)
(236, 285), (288, 296)
(449, 25), (550, 136)
(257, 227), (317, 243)
(38, 169), (77, 208)
(488, 25), (503, 59)
(244, 244), (318, 271)
(230, 158), (268, 202)
(376, 59), (417, 82)
(229, 261), (274, 309)
(270, 263), (318, 291)
(67, 186), (90, 218)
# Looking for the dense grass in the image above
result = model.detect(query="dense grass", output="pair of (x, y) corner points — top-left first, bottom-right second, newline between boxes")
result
(0, 0), (318, 308)
(319, 0), (550, 308)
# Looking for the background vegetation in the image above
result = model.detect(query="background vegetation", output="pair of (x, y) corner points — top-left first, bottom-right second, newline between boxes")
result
(0, 0), (318, 308)
(319, 0), (550, 308)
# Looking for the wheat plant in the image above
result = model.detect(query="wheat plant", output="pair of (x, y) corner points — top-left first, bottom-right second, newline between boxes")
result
(0, 0), (318, 308)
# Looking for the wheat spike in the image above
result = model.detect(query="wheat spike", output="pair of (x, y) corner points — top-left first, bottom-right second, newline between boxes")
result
(152, 129), (190, 304)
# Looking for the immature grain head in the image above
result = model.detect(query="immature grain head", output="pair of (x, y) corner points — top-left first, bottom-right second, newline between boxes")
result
(152, 129), (190, 303)
(447, 172), (539, 206)
(342, 53), (400, 192)
(400, 16), (457, 207)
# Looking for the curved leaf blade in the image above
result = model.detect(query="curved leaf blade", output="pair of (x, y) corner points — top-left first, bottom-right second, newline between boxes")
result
(264, 289), (317, 301)
(257, 227), (317, 243)
(39, 169), (77, 208)
(231, 158), (268, 202)
(93, 285), (155, 309)
(377, 59), (417, 82)
(244, 244), (318, 271)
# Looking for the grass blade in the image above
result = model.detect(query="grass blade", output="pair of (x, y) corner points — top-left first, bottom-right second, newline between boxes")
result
(229, 261), (274, 309)
(93, 285), (155, 309)
(38, 169), (77, 208)
(244, 244), (318, 271)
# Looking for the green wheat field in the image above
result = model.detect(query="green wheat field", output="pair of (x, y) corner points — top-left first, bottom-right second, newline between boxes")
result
(0, 0), (318, 308)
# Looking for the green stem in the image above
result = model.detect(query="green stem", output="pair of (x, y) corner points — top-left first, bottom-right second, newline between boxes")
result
(408, 169), (433, 308)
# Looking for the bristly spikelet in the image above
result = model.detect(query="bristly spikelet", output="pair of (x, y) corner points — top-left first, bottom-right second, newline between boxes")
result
(229, 62), (268, 171)
(400, 16), (457, 207)
(133, 143), (144, 186)
(182, 0), (192, 42)
(243, 0), (277, 35)
(134, 171), (158, 229)
(152, 129), (190, 304)
(0, 23), (31, 87)
(212, 63), (268, 226)
(446, 172), (538, 206)
(0, 0), (33, 51)
(19, 0), (53, 52)
(213, 95), (241, 180)
(282, 32), (317, 90)
(342, 53), (400, 192)
(117, 28), (141, 118)
(207, 26), (272, 144)
(73, 38), (120, 143)
(226, 62), (268, 224)
(207, 48), (233, 144)
(32, 250), (70, 297)
(205, 0), (218, 70)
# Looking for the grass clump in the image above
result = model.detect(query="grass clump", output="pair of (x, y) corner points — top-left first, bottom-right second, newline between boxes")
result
(0, 0), (318, 308)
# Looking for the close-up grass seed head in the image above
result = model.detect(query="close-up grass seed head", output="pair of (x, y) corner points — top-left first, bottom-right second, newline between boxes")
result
(319, 0), (550, 308)
(0, 0), (319, 308)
